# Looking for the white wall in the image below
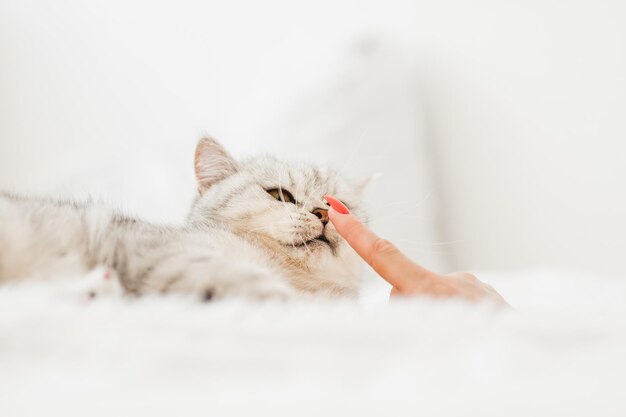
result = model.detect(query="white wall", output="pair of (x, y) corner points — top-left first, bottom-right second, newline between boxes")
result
(1, 0), (625, 276)
(408, 1), (626, 275)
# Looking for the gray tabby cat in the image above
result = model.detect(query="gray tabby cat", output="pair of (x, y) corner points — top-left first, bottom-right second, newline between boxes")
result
(0, 138), (367, 300)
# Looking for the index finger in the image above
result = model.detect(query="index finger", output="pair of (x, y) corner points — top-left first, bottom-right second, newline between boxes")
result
(327, 205), (434, 290)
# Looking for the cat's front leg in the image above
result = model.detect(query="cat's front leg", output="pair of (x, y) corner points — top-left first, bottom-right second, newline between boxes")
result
(158, 257), (297, 301)
(102, 224), (297, 302)
(128, 246), (297, 301)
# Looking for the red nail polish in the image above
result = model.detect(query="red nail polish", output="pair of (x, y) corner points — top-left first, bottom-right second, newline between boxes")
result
(324, 195), (350, 214)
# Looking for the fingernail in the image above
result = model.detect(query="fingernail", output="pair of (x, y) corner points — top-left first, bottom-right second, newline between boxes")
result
(323, 195), (350, 214)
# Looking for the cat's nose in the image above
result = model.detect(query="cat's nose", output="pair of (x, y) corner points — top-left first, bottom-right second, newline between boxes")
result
(312, 208), (329, 225)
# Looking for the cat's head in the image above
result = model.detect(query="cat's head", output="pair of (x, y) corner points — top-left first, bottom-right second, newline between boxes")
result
(188, 137), (369, 295)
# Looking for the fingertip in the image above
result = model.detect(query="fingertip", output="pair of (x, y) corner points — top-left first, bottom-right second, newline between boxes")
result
(328, 208), (373, 253)
(327, 205), (344, 221)
(328, 205), (359, 233)
(324, 194), (350, 214)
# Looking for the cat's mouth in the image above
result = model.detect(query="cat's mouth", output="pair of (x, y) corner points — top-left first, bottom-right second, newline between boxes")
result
(315, 234), (331, 245)
(291, 233), (333, 249)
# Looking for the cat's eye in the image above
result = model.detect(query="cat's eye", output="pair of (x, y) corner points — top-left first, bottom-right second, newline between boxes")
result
(266, 188), (295, 204)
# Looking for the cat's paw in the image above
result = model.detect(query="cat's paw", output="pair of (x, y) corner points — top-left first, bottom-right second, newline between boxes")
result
(60, 266), (125, 302)
(211, 263), (296, 301)
(166, 261), (297, 302)
(84, 266), (124, 300)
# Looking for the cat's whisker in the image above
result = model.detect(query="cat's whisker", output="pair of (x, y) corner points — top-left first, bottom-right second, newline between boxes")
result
(335, 125), (369, 178)
(293, 168), (303, 203)
(297, 238), (311, 254)
(277, 166), (311, 255)
(365, 212), (432, 225)
(380, 237), (464, 247)
(365, 194), (434, 224)
(243, 221), (293, 234)
(369, 193), (433, 212)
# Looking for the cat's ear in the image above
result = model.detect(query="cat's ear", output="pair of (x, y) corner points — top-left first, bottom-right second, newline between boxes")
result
(354, 173), (381, 194)
(194, 137), (238, 194)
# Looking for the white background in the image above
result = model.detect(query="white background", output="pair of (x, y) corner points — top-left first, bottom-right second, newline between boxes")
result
(2, 4), (625, 413)
(1, 0), (625, 277)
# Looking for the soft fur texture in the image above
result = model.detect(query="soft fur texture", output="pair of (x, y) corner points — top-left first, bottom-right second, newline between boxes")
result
(0, 138), (365, 300)
(1, 269), (624, 417)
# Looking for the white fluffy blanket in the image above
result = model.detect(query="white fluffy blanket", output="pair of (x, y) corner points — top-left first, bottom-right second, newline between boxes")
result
(1, 269), (624, 417)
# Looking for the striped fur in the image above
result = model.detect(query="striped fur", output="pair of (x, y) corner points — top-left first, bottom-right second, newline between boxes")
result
(0, 139), (366, 300)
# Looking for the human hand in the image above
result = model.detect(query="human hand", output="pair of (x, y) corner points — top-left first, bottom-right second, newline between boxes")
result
(324, 195), (508, 305)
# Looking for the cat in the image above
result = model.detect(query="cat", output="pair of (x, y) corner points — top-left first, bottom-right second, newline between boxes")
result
(0, 138), (368, 301)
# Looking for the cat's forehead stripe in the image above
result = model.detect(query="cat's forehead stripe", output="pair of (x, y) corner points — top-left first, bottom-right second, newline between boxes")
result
(241, 158), (345, 205)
